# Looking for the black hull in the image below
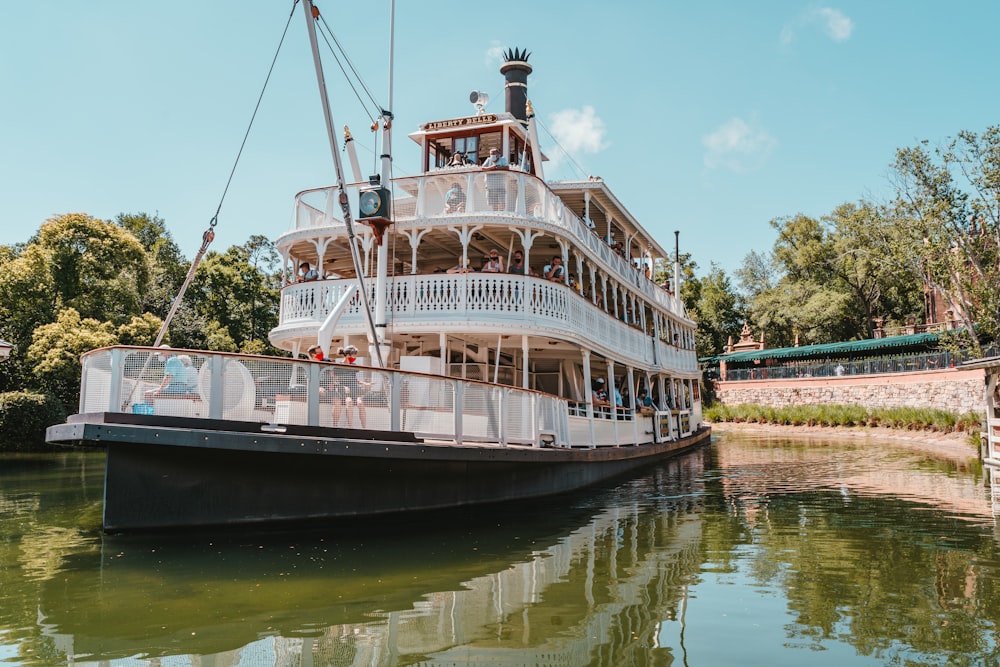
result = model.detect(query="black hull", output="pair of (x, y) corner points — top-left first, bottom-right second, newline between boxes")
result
(47, 413), (711, 532)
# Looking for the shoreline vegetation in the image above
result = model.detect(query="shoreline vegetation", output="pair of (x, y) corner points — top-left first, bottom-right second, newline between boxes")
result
(705, 403), (982, 449)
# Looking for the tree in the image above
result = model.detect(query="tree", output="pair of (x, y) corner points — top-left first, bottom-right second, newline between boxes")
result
(27, 309), (118, 407)
(738, 215), (858, 347)
(689, 263), (743, 358)
(176, 237), (281, 353)
(34, 213), (151, 324)
(116, 212), (188, 315)
(823, 202), (923, 337)
(26, 309), (163, 408)
(886, 130), (1000, 349)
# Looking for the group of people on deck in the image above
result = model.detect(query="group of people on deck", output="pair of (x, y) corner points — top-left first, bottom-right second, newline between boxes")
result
(306, 344), (382, 429)
(443, 147), (510, 214)
(144, 346), (199, 402)
(591, 377), (658, 417)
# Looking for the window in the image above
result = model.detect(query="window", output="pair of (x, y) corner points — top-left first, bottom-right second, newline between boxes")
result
(453, 136), (479, 165)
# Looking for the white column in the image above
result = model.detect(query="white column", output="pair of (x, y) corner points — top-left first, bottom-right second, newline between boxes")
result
(627, 366), (637, 445)
(607, 360), (619, 446)
(522, 335), (529, 389)
(582, 348), (595, 447)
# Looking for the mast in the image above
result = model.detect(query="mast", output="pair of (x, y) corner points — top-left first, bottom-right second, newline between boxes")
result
(371, 0), (396, 365)
(301, 0), (383, 366)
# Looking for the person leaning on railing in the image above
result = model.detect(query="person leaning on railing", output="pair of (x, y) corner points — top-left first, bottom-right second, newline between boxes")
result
(481, 148), (508, 211)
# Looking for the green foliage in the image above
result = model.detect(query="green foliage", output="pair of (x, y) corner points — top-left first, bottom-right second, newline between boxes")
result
(35, 213), (151, 324)
(884, 129), (1000, 351)
(178, 236), (281, 354)
(0, 209), (285, 405)
(704, 403), (979, 437)
(115, 212), (189, 315)
(27, 309), (117, 408)
(115, 312), (165, 346)
(0, 391), (66, 451)
(0, 213), (154, 393)
(689, 262), (743, 360)
(729, 204), (927, 352)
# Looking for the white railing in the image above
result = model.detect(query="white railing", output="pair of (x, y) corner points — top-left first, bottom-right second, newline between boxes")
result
(79, 346), (576, 448)
(289, 172), (687, 315)
(278, 275), (698, 373)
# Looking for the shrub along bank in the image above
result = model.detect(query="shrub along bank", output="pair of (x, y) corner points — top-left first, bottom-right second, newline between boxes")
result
(705, 403), (981, 437)
(0, 391), (67, 452)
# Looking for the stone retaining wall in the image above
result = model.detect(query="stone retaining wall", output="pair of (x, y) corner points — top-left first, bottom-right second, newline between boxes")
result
(714, 367), (985, 415)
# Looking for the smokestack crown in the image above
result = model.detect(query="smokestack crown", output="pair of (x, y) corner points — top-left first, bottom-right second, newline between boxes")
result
(500, 47), (532, 122)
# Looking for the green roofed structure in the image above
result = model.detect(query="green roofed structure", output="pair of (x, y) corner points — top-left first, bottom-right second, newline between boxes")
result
(703, 331), (947, 382)
(720, 331), (939, 364)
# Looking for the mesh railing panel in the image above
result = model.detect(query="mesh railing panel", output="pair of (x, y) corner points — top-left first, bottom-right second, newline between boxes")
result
(80, 347), (576, 447)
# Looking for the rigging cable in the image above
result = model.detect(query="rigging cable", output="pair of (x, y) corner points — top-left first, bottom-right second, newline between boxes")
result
(314, 15), (384, 120)
(152, 0), (301, 347)
(313, 21), (382, 128)
(127, 1), (301, 408)
(534, 116), (590, 180)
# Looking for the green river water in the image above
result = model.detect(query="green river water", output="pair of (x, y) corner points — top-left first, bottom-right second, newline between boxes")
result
(2, 430), (999, 666)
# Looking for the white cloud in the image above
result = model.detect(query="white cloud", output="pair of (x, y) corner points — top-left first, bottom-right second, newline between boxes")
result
(702, 117), (776, 172)
(485, 43), (505, 66)
(816, 8), (853, 41)
(780, 6), (854, 45)
(546, 105), (609, 168)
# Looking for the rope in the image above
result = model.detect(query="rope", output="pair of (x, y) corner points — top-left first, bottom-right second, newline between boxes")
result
(314, 11), (383, 121)
(151, 0), (300, 348)
(535, 116), (590, 180)
(212, 1), (300, 223)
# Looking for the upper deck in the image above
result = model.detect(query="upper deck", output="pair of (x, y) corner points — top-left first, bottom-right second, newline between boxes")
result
(269, 47), (697, 383)
(281, 169), (683, 316)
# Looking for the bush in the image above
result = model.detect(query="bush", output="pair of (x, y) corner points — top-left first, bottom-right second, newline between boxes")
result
(0, 391), (67, 452)
(708, 402), (978, 436)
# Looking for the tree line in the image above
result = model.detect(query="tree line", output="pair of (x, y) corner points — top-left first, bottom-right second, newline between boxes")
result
(681, 126), (1000, 361)
(0, 212), (282, 408)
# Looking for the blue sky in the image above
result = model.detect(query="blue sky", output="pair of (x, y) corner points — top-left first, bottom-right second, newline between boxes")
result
(2, 1), (998, 278)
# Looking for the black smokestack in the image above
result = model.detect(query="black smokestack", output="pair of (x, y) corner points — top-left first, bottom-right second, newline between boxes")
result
(500, 47), (532, 122)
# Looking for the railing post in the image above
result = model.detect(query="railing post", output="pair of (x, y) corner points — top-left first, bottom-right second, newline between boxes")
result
(390, 370), (401, 431)
(453, 380), (464, 445)
(498, 387), (507, 446)
(208, 355), (225, 420)
(307, 362), (321, 426)
(108, 348), (124, 413)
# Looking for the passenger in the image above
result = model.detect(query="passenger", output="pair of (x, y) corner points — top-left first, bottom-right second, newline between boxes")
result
(507, 251), (526, 275)
(638, 391), (655, 412)
(481, 148), (509, 211)
(307, 345), (326, 362)
(481, 249), (504, 273)
(568, 273), (582, 293)
(297, 262), (319, 282)
(145, 347), (198, 400)
(444, 182), (467, 213)
(332, 345), (365, 428)
(448, 153), (465, 168)
(447, 258), (474, 274)
(543, 256), (565, 283)
(592, 378), (610, 410)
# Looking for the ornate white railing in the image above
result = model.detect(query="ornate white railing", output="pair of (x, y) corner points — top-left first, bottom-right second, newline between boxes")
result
(79, 346), (577, 447)
(290, 172), (687, 315)
(278, 275), (698, 373)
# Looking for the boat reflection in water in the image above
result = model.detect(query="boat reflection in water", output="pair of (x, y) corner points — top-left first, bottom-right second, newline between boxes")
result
(40, 449), (709, 666)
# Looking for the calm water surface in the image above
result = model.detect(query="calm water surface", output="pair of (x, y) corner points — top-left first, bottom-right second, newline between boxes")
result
(2, 431), (999, 666)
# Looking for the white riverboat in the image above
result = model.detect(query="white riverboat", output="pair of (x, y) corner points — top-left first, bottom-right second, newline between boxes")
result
(46, 2), (708, 531)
